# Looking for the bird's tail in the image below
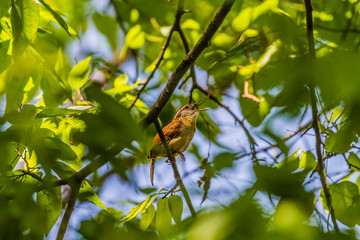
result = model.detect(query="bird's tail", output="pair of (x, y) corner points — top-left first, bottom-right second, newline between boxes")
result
(150, 158), (156, 186)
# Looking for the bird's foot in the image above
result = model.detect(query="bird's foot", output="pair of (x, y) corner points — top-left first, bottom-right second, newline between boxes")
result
(177, 152), (186, 162)
(165, 157), (177, 165)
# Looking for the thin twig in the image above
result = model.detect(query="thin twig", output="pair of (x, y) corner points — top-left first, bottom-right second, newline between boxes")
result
(176, 17), (197, 89)
(153, 119), (197, 219)
(304, 0), (340, 233)
(192, 83), (255, 145)
(128, 0), (186, 109)
(22, 170), (44, 183)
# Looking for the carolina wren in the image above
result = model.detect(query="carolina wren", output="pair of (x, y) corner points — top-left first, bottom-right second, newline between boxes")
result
(148, 99), (206, 185)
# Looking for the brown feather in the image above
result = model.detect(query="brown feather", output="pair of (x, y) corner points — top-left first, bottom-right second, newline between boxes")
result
(149, 120), (182, 150)
(150, 158), (156, 186)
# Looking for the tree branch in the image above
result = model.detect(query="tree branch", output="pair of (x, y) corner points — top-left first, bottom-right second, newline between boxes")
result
(128, 0), (188, 109)
(56, 182), (80, 240)
(304, 0), (340, 233)
(141, 0), (236, 128)
(153, 119), (197, 219)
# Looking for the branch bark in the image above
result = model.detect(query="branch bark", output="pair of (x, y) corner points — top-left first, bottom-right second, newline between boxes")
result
(304, 0), (340, 233)
(153, 119), (197, 219)
(141, 0), (236, 128)
(56, 182), (80, 240)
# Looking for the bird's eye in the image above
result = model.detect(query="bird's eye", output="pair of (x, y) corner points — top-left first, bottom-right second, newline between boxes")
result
(184, 106), (189, 109)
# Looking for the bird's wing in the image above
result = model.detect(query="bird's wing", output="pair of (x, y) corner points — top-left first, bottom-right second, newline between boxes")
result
(162, 121), (182, 142)
(150, 121), (181, 148)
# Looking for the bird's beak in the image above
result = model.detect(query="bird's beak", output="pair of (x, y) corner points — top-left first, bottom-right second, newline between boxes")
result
(192, 98), (207, 112)
(192, 98), (205, 109)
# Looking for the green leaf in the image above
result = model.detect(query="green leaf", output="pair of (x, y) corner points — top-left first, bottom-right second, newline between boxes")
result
(321, 181), (360, 227)
(0, 40), (11, 75)
(41, 70), (69, 107)
(324, 130), (355, 153)
(36, 106), (93, 118)
(38, 0), (72, 37)
(68, 56), (91, 89)
(125, 24), (145, 49)
(105, 74), (139, 95)
(232, 0), (279, 32)
(22, 0), (39, 41)
(213, 152), (237, 171)
(77, 86), (142, 151)
(0, 0), (10, 20)
(254, 165), (307, 199)
(37, 186), (62, 235)
(51, 161), (76, 179)
(11, 0), (23, 45)
(299, 151), (316, 170)
(121, 195), (151, 223)
(168, 195), (183, 225)
(120, 188), (164, 225)
(140, 203), (155, 230)
(5, 104), (37, 128)
(4, 57), (42, 113)
(92, 12), (117, 50)
(79, 180), (106, 210)
(348, 152), (360, 171)
(156, 197), (172, 235)
(45, 137), (77, 161)
(239, 93), (272, 127)
(276, 148), (301, 172)
(11, 0), (40, 44)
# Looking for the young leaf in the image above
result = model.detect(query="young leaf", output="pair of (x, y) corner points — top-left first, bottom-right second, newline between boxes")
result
(0, 0), (10, 21)
(79, 180), (106, 210)
(156, 197), (172, 235)
(168, 195), (183, 225)
(298, 151), (316, 170)
(121, 195), (151, 223)
(38, 0), (72, 37)
(140, 203), (155, 230)
(348, 152), (360, 171)
(213, 152), (237, 171)
(125, 25), (145, 49)
(68, 56), (92, 90)
(22, 0), (39, 41)
(276, 148), (301, 172)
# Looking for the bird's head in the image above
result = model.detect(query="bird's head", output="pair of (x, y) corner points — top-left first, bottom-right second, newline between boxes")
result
(173, 99), (207, 120)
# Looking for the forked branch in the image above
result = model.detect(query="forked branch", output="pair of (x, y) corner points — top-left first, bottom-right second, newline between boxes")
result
(304, 0), (339, 233)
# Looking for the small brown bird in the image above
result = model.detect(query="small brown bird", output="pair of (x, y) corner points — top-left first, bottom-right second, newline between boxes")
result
(148, 100), (206, 185)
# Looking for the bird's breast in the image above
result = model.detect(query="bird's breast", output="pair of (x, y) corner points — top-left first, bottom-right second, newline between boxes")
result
(177, 121), (196, 152)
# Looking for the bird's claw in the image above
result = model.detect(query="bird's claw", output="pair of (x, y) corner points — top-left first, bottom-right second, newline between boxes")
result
(165, 158), (176, 165)
(178, 152), (186, 162)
